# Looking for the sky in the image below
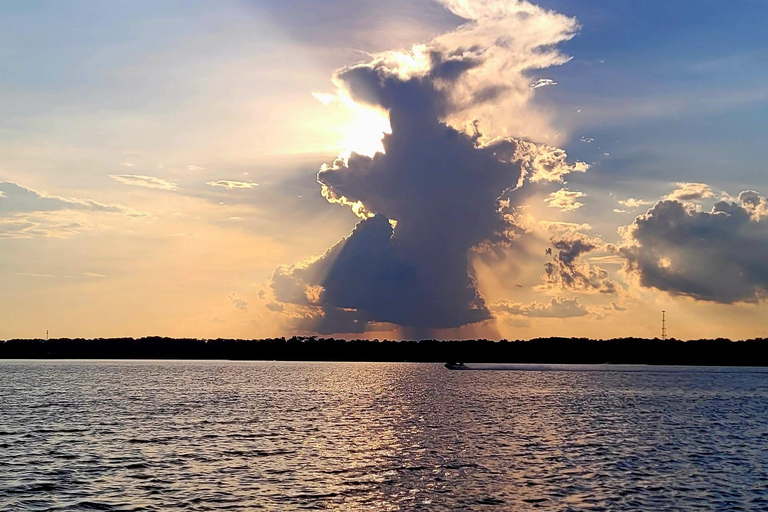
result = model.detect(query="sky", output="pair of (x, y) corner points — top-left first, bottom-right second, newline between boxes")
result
(2, 0), (768, 341)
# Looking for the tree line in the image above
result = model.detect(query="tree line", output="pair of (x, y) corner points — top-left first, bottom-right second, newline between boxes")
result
(1, 336), (767, 366)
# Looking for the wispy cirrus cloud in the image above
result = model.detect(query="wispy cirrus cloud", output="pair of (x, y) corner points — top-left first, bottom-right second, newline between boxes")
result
(0, 216), (87, 239)
(110, 174), (177, 190)
(529, 78), (557, 89)
(0, 181), (143, 239)
(1, 181), (128, 214)
(207, 180), (259, 190)
(13, 272), (56, 278)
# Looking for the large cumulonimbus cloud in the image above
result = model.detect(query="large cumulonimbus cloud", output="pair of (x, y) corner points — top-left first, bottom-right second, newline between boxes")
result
(271, 0), (587, 334)
(619, 192), (768, 303)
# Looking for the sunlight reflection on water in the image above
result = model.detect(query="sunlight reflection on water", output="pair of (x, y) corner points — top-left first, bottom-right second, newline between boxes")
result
(1, 361), (767, 511)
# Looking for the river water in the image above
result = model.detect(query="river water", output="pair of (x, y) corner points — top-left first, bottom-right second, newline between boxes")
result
(1, 361), (767, 511)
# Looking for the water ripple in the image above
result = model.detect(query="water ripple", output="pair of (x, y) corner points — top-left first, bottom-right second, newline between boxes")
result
(1, 361), (767, 510)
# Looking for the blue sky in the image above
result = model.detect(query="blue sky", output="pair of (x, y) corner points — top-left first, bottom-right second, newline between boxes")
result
(2, 0), (767, 340)
(550, 0), (768, 182)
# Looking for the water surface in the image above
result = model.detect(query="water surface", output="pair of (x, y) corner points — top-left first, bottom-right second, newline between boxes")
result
(2, 361), (767, 510)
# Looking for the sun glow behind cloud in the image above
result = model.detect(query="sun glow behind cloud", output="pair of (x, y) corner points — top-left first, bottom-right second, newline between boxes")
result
(338, 107), (392, 160)
(312, 92), (391, 160)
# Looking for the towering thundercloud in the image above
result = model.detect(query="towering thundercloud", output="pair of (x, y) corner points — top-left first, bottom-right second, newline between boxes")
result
(271, 0), (588, 335)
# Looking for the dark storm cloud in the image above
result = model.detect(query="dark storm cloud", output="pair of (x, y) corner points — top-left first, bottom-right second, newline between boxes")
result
(543, 234), (617, 294)
(270, 1), (585, 334)
(290, 304), (371, 335)
(334, 50), (491, 121)
(275, 114), (523, 331)
(273, 111), (586, 333)
(619, 194), (768, 303)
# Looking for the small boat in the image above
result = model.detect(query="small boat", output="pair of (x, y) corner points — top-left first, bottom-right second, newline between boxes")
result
(444, 362), (469, 370)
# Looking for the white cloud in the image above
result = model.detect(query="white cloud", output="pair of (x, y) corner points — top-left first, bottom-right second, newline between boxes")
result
(546, 189), (586, 211)
(1, 181), (129, 214)
(539, 220), (592, 233)
(664, 182), (714, 202)
(530, 78), (558, 89)
(110, 174), (177, 190)
(515, 141), (589, 183)
(207, 180), (259, 190)
(618, 198), (653, 208)
(739, 190), (768, 219)
(330, 0), (580, 141)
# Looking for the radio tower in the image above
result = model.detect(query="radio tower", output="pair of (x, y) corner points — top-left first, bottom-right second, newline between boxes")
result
(661, 311), (667, 340)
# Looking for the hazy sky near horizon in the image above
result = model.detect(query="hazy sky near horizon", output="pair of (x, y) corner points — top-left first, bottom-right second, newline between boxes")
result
(2, 0), (768, 340)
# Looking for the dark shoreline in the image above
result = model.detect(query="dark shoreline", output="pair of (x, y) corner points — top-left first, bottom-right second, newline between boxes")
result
(2, 337), (767, 366)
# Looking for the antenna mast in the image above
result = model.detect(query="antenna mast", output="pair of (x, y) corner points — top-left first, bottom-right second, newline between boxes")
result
(661, 311), (667, 340)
